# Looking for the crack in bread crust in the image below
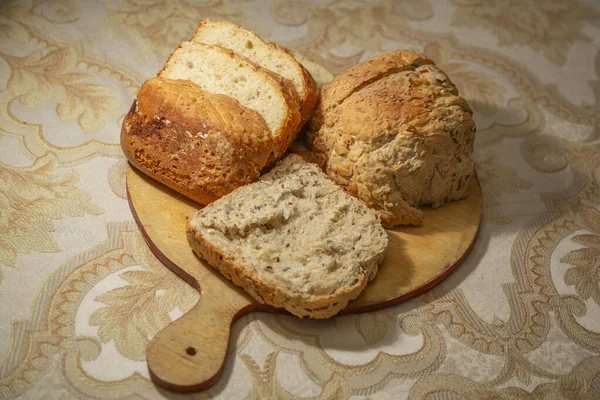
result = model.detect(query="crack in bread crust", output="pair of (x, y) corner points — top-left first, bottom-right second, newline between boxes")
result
(319, 50), (433, 114)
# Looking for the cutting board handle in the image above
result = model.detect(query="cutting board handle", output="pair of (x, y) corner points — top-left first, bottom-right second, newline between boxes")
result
(146, 289), (243, 392)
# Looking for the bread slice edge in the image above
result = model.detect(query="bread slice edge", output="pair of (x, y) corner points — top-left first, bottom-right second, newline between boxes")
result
(186, 224), (378, 318)
(191, 18), (318, 123)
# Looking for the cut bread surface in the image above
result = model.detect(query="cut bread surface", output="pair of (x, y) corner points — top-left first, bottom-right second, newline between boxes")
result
(191, 19), (317, 122)
(186, 155), (388, 318)
(158, 41), (300, 157)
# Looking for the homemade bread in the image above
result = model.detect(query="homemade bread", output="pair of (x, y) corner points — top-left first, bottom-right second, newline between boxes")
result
(308, 50), (476, 228)
(191, 19), (318, 123)
(121, 77), (274, 204)
(187, 154), (388, 318)
(159, 41), (301, 158)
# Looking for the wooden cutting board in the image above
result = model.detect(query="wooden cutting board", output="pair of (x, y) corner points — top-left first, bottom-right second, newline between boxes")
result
(126, 164), (482, 392)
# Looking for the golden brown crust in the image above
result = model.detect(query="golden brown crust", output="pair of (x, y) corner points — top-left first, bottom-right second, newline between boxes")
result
(308, 50), (476, 227)
(121, 77), (274, 204)
(137, 77), (273, 168)
(318, 49), (433, 115)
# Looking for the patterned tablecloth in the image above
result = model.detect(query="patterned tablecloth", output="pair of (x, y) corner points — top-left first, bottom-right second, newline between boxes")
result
(2, 1), (600, 398)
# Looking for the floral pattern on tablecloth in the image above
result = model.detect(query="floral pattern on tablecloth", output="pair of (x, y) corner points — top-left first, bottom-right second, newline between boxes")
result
(1, 1), (600, 398)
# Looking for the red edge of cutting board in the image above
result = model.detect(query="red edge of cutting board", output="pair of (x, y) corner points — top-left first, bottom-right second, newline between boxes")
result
(126, 175), (481, 393)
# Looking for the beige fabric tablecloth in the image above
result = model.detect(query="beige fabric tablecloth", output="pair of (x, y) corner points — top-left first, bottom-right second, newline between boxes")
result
(1, 1), (600, 398)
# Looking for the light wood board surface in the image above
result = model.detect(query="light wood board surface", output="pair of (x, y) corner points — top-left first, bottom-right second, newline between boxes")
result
(126, 163), (482, 392)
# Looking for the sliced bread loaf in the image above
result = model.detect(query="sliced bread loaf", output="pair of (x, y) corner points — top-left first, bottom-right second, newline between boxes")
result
(191, 19), (318, 123)
(158, 41), (301, 158)
(121, 77), (274, 204)
(186, 154), (388, 318)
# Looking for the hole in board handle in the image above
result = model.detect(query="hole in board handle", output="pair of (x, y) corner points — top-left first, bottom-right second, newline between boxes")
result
(186, 346), (197, 356)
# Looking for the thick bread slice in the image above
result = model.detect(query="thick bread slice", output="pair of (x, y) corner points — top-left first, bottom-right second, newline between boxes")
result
(159, 41), (301, 158)
(187, 154), (388, 318)
(191, 19), (318, 123)
(121, 77), (274, 204)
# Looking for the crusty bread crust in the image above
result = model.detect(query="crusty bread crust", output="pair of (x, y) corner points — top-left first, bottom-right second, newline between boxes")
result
(121, 77), (273, 204)
(192, 19), (318, 124)
(158, 42), (301, 159)
(308, 50), (476, 228)
(317, 49), (432, 116)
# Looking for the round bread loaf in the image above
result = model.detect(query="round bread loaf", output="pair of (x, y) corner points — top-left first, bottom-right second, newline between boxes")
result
(307, 50), (476, 228)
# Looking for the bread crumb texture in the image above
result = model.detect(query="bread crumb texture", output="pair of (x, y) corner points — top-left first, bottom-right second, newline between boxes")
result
(187, 155), (388, 318)
(191, 19), (317, 123)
